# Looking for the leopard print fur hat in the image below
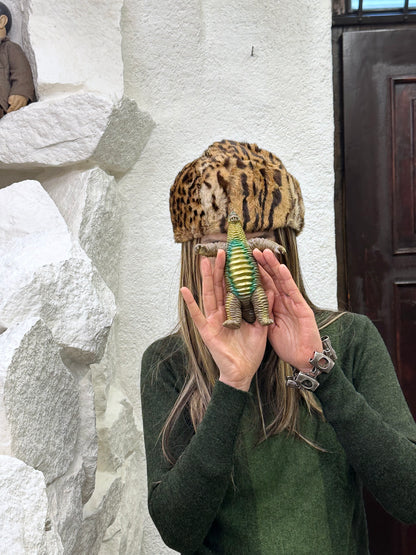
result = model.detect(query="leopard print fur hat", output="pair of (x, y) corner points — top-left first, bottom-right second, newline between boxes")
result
(170, 140), (304, 242)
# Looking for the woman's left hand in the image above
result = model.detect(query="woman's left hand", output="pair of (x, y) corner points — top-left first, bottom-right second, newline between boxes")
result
(253, 249), (322, 372)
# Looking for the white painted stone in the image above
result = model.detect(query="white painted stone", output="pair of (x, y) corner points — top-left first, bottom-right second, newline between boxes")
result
(40, 523), (65, 555)
(91, 326), (117, 416)
(0, 180), (116, 362)
(0, 179), (67, 243)
(99, 452), (150, 555)
(0, 94), (154, 173)
(46, 371), (97, 553)
(96, 386), (140, 473)
(0, 455), (48, 553)
(47, 456), (84, 555)
(78, 372), (98, 504)
(73, 472), (123, 555)
(29, 0), (124, 101)
(0, 319), (79, 484)
(99, 518), (123, 554)
(42, 167), (121, 292)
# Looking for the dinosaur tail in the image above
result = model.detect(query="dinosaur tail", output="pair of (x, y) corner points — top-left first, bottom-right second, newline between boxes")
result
(241, 302), (256, 324)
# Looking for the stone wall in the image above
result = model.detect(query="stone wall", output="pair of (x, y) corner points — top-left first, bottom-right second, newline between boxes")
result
(0, 1), (153, 553)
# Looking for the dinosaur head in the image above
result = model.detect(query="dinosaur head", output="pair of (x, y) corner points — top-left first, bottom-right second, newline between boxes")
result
(228, 211), (240, 224)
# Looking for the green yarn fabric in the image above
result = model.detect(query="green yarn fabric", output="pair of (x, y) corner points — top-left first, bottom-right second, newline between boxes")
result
(141, 313), (416, 554)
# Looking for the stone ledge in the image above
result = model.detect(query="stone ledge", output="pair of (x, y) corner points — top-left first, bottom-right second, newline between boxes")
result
(0, 94), (154, 173)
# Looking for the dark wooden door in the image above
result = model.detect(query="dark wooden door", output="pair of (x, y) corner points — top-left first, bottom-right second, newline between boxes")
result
(343, 29), (416, 554)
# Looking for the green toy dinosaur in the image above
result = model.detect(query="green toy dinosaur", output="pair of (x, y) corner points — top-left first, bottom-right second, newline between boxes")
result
(194, 211), (286, 328)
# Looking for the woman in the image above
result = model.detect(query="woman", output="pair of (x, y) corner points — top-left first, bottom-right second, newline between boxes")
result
(141, 140), (416, 554)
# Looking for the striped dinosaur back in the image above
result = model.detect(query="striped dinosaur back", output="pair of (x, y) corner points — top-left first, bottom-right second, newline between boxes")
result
(225, 238), (258, 301)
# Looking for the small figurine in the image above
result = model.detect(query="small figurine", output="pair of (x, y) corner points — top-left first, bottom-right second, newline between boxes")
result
(0, 2), (35, 118)
(195, 211), (286, 328)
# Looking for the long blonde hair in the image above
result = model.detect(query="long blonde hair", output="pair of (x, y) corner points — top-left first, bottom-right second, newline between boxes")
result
(161, 227), (338, 463)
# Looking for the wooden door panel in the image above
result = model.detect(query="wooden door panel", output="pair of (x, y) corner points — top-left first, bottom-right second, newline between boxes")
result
(394, 281), (416, 418)
(392, 78), (416, 255)
(343, 29), (416, 555)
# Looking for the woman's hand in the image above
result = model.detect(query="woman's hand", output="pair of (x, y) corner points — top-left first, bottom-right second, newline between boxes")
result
(253, 249), (322, 373)
(180, 250), (269, 391)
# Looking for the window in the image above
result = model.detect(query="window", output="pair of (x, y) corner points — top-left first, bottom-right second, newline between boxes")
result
(350, 1), (416, 9)
(333, 0), (416, 24)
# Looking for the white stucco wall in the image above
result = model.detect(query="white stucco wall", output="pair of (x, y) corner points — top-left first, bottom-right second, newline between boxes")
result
(118, 0), (336, 551)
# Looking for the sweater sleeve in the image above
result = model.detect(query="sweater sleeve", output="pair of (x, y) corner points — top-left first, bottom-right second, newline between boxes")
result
(140, 337), (248, 554)
(315, 314), (416, 524)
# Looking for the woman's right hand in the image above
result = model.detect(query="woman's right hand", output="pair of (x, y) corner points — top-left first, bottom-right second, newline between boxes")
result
(180, 250), (269, 391)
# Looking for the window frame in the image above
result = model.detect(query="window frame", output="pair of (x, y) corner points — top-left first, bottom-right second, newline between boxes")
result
(333, 0), (416, 25)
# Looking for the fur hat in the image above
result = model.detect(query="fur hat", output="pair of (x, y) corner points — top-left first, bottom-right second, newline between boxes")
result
(170, 140), (304, 242)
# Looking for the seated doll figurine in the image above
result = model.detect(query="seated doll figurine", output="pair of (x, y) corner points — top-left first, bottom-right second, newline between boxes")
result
(0, 2), (35, 118)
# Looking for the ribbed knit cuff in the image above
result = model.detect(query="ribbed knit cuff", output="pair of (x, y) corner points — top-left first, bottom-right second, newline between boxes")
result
(314, 362), (364, 424)
(189, 380), (249, 478)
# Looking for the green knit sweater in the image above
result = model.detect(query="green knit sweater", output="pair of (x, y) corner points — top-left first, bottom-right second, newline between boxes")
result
(141, 313), (416, 554)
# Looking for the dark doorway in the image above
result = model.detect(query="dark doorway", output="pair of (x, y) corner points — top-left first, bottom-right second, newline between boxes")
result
(338, 27), (416, 554)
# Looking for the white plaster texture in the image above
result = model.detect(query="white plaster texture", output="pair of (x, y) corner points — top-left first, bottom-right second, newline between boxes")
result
(118, 0), (336, 409)
(41, 167), (121, 292)
(0, 95), (154, 173)
(0, 456), (50, 554)
(0, 319), (79, 484)
(117, 1), (336, 552)
(28, 0), (124, 101)
(0, 180), (116, 363)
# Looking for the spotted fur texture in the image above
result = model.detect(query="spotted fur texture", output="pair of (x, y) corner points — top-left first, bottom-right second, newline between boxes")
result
(170, 140), (304, 242)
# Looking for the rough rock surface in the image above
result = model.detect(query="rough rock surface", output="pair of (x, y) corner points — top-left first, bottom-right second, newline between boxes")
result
(42, 167), (121, 292)
(0, 455), (49, 553)
(0, 94), (154, 173)
(45, 370), (98, 553)
(73, 472), (123, 555)
(47, 457), (84, 554)
(91, 326), (117, 416)
(99, 453), (147, 554)
(0, 319), (79, 484)
(77, 372), (99, 504)
(0, 180), (116, 363)
(96, 386), (140, 473)
(0, 179), (67, 242)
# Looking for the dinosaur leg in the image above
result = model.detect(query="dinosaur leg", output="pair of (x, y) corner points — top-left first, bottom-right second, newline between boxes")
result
(194, 242), (227, 257)
(248, 238), (286, 256)
(252, 287), (273, 326)
(223, 292), (242, 328)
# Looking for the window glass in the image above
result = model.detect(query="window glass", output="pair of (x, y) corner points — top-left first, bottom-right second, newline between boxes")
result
(351, 0), (416, 9)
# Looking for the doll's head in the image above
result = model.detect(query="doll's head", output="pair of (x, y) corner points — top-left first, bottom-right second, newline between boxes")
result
(169, 140), (304, 242)
(0, 3), (12, 35)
